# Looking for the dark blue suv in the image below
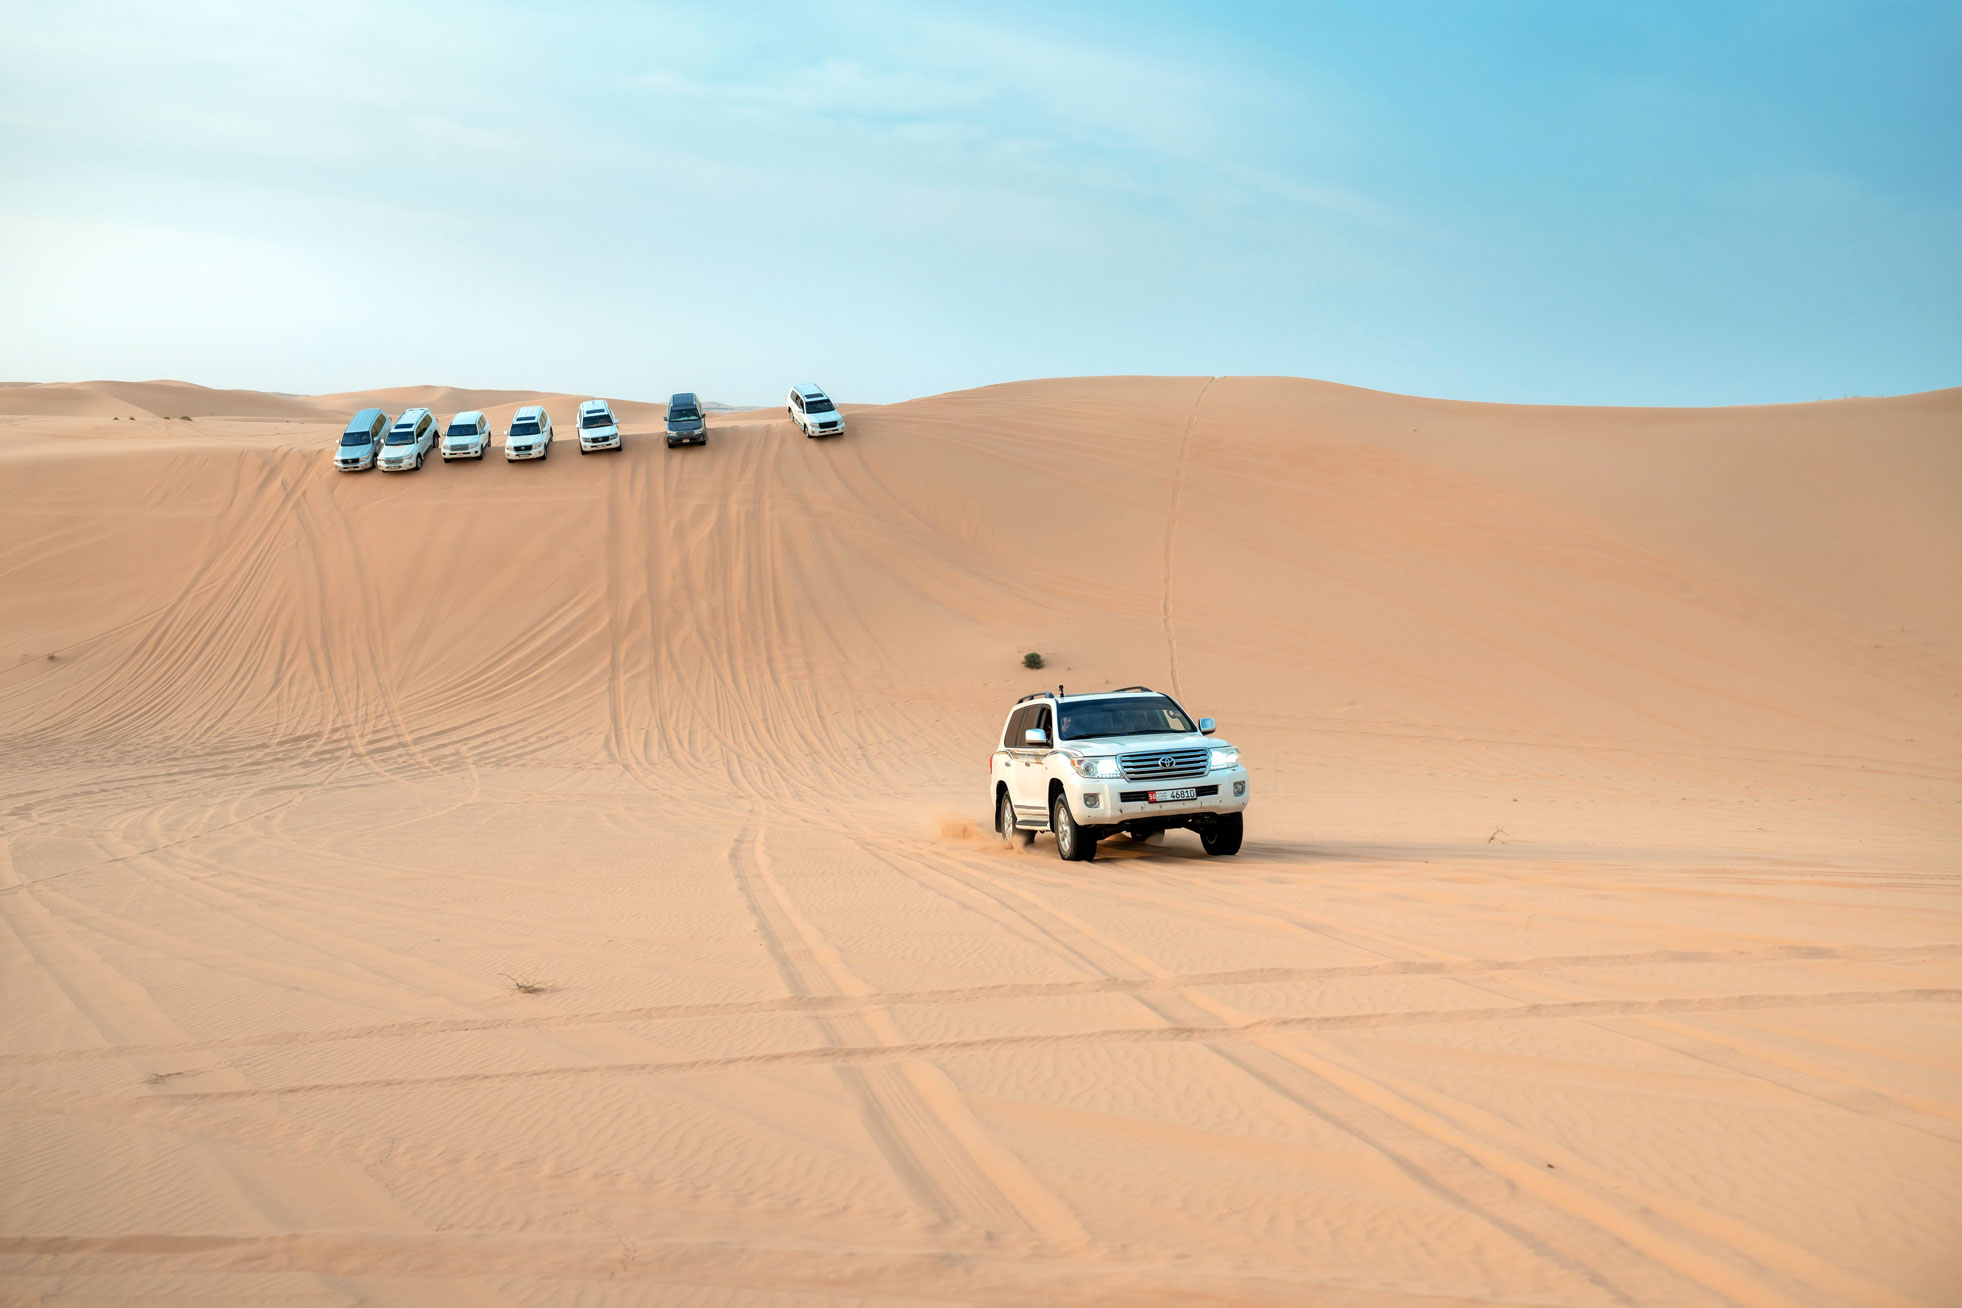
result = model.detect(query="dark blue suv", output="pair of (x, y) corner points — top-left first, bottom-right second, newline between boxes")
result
(665, 393), (707, 448)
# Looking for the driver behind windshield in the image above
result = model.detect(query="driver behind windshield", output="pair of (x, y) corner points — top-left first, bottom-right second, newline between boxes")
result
(1058, 695), (1194, 740)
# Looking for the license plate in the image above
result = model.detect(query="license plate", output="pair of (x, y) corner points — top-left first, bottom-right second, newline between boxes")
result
(1148, 787), (1197, 803)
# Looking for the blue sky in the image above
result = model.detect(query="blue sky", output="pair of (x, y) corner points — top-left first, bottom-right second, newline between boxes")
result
(2, 0), (1956, 405)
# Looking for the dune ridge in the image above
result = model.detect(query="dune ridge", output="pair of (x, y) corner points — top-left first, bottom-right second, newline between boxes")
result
(1, 376), (1956, 1305)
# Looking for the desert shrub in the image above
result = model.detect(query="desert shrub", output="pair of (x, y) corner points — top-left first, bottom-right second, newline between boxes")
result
(1023, 652), (1045, 669)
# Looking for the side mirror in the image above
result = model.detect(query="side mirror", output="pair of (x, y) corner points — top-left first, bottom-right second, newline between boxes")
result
(1023, 727), (1049, 746)
(1199, 717), (1216, 735)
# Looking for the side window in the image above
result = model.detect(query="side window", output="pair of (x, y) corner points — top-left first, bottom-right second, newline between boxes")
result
(1032, 705), (1053, 744)
(370, 416), (383, 438)
(1003, 707), (1028, 748)
(792, 393), (804, 412)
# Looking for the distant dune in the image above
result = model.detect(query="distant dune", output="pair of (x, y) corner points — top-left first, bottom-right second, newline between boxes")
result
(1, 376), (1956, 1305)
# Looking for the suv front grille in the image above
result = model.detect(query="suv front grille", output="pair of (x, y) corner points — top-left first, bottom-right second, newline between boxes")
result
(1119, 748), (1209, 782)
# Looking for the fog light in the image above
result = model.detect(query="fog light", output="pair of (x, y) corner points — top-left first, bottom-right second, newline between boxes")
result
(1082, 793), (1100, 809)
(1233, 780), (1246, 797)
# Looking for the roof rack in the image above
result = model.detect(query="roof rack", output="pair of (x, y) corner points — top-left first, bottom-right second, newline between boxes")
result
(1108, 685), (1154, 694)
(1014, 691), (1049, 704)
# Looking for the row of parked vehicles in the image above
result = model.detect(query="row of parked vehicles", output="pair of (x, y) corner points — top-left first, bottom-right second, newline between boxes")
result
(334, 385), (846, 472)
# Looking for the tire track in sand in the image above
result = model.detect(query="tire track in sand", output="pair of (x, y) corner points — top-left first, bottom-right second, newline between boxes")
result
(724, 823), (1087, 1247)
(14, 940), (1939, 1067)
(125, 988), (1957, 1099)
(1161, 376), (1214, 701)
(986, 849), (1925, 1308)
(0, 836), (521, 1308)
(862, 837), (1839, 1306)
(1144, 865), (1962, 1140)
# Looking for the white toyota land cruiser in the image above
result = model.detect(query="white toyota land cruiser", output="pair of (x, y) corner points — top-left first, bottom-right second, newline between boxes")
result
(990, 686), (1248, 861)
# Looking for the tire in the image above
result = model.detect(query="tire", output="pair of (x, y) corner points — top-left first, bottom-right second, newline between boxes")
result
(579, 444), (589, 455)
(1052, 792), (1096, 862)
(1198, 813), (1244, 856)
(997, 790), (1032, 848)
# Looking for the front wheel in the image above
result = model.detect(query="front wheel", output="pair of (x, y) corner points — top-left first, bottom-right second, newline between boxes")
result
(1052, 793), (1096, 862)
(997, 790), (1032, 848)
(1198, 813), (1244, 856)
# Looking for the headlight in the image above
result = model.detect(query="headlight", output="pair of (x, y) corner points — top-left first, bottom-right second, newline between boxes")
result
(1070, 756), (1122, 779)
(1210, 748), (1240, 769)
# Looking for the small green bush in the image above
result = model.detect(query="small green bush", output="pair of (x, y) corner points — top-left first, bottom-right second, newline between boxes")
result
(1022, 652), (1044, 670)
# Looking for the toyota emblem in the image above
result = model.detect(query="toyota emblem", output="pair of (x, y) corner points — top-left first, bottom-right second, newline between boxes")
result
(1159, 755), (1175, 769)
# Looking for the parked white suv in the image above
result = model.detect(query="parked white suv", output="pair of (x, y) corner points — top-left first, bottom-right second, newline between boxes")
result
(442, 411), (491, 461)
(504, 405), (553, 461)
(788, 383), (844, 437)
(379, 407), (438, 471)
(990, 686), (1248, 860)
(577, 399), (621, 453)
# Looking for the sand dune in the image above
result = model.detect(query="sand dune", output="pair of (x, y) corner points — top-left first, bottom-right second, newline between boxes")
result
(1, 376), (1957, 1305)
(0, 379), (328, 422)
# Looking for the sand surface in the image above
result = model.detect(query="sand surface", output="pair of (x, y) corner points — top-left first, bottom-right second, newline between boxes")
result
(1, 376), (1957, 1305)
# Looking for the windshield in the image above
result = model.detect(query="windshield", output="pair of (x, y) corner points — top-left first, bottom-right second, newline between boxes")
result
(385, 428), (417, 444)
(510, 420), (540, 437)
(339, 430), (371, 447)
(1057, 695), (1195, 741)
(669, 408), (700, 423)
(446, 423), (478, 438)
(803, 397), (835, 413)
(581, 412), (613, 428)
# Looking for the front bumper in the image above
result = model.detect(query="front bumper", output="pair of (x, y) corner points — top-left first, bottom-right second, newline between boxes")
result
(335, 456), (373, 471)
(665, 432), (706, 446)
(378, 456), (420, 472)
(505, 444), (546, 461)
(442, 442), (484, 459)
(580, 433), (621, 451)
(1059, 767), (1250, 826)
